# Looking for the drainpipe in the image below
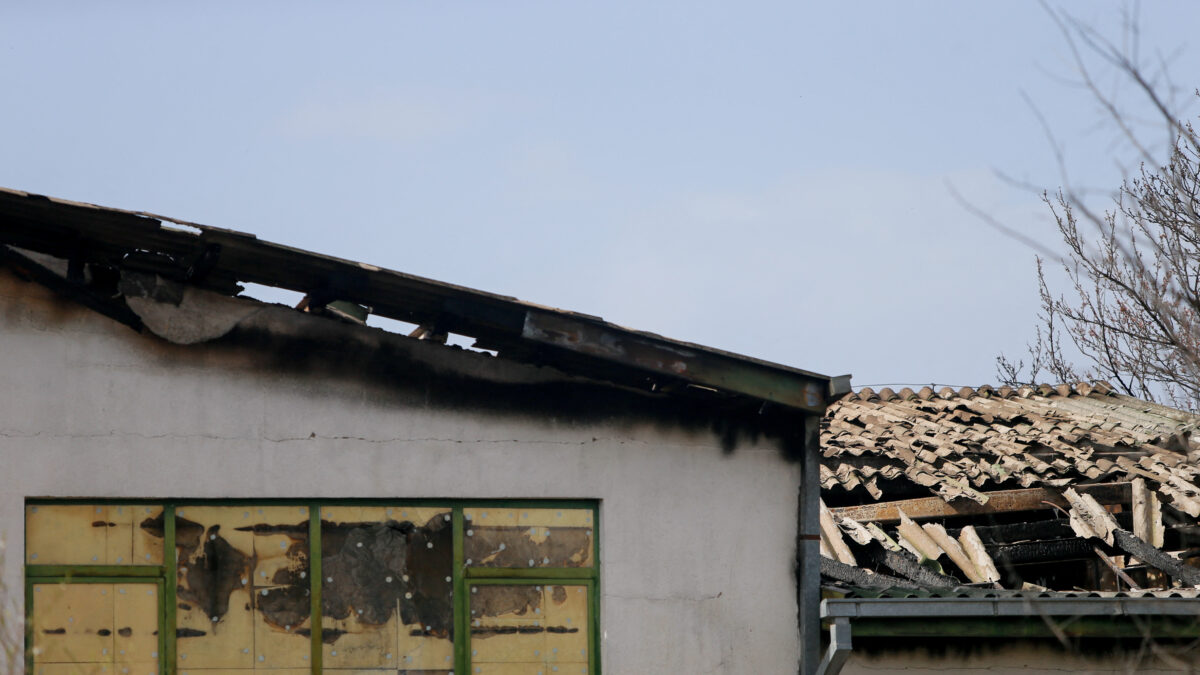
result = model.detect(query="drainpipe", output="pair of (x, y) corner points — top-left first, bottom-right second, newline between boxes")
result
(799, 415), (822, 674)
(815, 617), (853, 675)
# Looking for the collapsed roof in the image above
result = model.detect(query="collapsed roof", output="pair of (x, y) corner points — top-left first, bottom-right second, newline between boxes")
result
(820, 383), (1200, 595)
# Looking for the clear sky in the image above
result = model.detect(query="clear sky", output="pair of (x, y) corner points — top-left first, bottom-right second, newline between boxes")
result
(4, 2), (1199, 388)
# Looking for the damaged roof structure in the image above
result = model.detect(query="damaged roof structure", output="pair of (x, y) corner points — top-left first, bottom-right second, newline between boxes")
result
(816, 383), (1200, 673)
(0, 187), (846, 675)
(0, 187), (841, 414)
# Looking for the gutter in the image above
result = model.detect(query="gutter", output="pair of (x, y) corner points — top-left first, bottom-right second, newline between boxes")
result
(816, 597), (1200, 675)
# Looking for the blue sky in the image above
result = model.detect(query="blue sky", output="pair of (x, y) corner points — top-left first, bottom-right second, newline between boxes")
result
(4, 2), (1200, 388)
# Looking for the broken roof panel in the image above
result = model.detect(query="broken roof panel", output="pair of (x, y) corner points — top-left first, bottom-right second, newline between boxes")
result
(820, 383), (1200, 596)
(823, 383), (1200, 508)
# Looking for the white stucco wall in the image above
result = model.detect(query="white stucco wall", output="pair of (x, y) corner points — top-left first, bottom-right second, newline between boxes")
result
(0, 269), (804, 674)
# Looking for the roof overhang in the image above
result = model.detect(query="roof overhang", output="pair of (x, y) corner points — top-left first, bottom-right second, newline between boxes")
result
(0, 187), (843, 413)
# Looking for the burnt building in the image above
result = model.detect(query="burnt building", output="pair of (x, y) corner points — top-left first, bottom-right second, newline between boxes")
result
(0, 188), (843, 675)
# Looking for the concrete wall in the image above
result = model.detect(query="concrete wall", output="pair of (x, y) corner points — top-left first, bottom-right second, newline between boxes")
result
(0, 268), (804, 674)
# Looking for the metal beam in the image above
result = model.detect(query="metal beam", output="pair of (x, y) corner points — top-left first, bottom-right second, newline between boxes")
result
(823, 596), (1200, 619)
(522, 310), (830, 412)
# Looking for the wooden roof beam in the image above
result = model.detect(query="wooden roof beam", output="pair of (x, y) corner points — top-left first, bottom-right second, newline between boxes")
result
(829, 482), (1132, 524)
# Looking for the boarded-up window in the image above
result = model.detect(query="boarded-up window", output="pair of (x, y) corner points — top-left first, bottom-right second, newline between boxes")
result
(173, 505), (312, 671)
(463, 508), (594, 569)
(26, 504), (164, 566)
(469, 584), (591, 675)
(30, 581), (161, 675)
(320, 506), (453, 672)
(25, 500), (597, 675)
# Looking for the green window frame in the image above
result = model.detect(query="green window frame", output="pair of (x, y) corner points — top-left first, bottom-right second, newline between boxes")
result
(25, 498), (600, 675)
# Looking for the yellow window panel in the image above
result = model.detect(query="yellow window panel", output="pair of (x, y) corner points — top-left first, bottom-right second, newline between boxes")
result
(397, 616), (454, 670)
(109, 664), (158, 675)
(543, 586), (588, 663)
(113, 584), (159, 666)
(32, 583), (114, 665)
(249, 505), (312, 672)
(470, 585), (545, 665)
(175, 506), (261, 556)
(472, 663), (553, 675)
(175, 506), (255, 670)
(103, 506), (136, 566)
(32, 664), (116, 675)
(322, 671), (450, 675)
(321, 505), (454, 671)
(464, 509), (593, 569)
(175, 505), (312, 671)
(131, 505), (166, 565)
(321, 611), (397, 669)
(319, 505), (390, 526)
(26, 504), (167, 566)
(173, 670), (312, 675)
(175, 582), (254, 670)
(253, 609), (310, 670)
(465, 508), (520, 527)
(27, 506), (109, 566)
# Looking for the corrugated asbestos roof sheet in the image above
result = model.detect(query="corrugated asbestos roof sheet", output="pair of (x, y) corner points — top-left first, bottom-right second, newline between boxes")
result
(822, 382), (1200, 511)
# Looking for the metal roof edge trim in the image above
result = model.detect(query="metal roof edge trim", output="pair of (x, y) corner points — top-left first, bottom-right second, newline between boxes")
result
(822, 597), (1200, 619)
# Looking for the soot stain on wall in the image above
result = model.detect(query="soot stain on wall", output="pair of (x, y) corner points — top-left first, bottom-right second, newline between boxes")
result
(219, 321), (808, 460)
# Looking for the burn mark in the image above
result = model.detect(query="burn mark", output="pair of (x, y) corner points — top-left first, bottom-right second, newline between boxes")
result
(175, 523), (251, 624)
(117, 627), (132, 638)
(235, 523), (309, 536)
(321, 513), (453, 641)
(470, 586), (582, 642)
(152, 514), (311, 631)
(470, 585), (542, 619)
(97, 629), (112, 636)
(176, 628), (207, 638)
(465, 526), (591, 568)
(470, 626), (579, 635)
(295, 627), (347, 644)
(219, 318), (807, 460)
(257, 568), (310, 629)
(42, 628), (66, 635)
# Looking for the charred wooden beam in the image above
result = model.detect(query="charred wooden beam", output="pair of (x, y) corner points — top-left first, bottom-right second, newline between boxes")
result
(951, 512), (1134, 545)
(819, 556), (917, 590)
(1112, 529), (1200, 586)
(857, 544), (962, 589)
(1065, 488), (1200, 586)
(989, 537), (1110, 566)
(829, 482), (1132, 524)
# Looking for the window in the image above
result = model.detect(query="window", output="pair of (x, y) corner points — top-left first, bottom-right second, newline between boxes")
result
(25, 500), (599, 675)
